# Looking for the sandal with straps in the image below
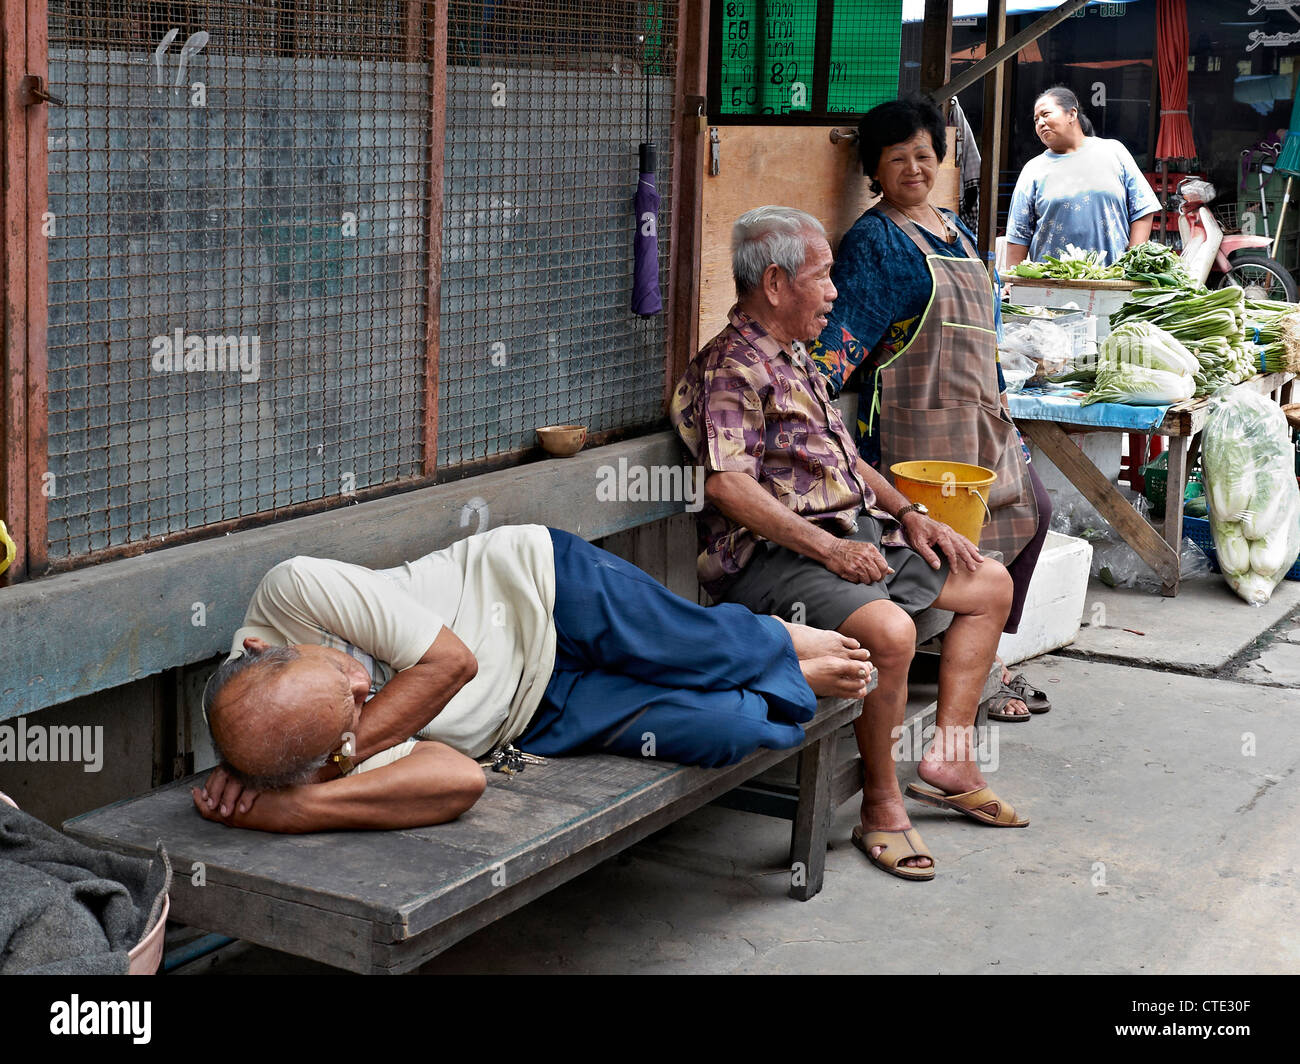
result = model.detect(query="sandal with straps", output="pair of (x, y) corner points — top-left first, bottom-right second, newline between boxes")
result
(980, 685), (1032, 722)
(1005, 672), (1050, 713)
(851, 826), (936, 881)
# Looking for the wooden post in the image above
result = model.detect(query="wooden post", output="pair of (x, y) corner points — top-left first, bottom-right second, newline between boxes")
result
(919, 0), (954, 99)
(978, 0), (1007, 267)
(789, 732), (836, 901)
(2, 0), (49, 583)
(665, 0), (708, 405)
(1, 0), (30, 584)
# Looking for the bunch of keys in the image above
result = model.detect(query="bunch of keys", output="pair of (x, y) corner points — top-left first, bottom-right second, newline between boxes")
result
(482, 744), (547, 777)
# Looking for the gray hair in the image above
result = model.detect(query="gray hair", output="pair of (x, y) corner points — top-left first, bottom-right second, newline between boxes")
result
(202, 644), (333, 790)
(732, 206), (826, 299)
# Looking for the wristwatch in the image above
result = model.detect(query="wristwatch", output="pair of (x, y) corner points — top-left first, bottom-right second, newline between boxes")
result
(896, 502), (929, 520)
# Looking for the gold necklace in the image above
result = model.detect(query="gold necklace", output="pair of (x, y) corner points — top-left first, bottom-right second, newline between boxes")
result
(895, 202), (946, 237)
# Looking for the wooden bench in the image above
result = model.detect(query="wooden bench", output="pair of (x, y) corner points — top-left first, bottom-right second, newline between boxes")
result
(65, 695), (864, 974)
(40, 429), (988, 973)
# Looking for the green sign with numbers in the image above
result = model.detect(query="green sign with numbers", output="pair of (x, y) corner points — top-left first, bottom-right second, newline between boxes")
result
(717, 0), (902, 116)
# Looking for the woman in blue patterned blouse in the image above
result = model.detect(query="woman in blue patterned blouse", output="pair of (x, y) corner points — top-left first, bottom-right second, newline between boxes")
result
(811, 94), (1054, 722)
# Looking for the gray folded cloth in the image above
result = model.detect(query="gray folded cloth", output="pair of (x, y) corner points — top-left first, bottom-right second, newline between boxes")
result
(0, 804), (171, 975)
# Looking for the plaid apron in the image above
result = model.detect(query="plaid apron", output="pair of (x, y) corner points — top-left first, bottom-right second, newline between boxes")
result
(871, 204), (1039, 563)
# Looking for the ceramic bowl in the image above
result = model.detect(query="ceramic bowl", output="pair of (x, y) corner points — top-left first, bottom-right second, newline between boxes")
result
(537, 424), (587, 458)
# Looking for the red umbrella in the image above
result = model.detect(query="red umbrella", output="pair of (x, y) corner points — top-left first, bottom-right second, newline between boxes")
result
(1155, 0), (1196, 160)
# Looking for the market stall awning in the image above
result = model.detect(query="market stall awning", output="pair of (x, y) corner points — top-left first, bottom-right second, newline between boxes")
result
(903, 0), (1136, 20)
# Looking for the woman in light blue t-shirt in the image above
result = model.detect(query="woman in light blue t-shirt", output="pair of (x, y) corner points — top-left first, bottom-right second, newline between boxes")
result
(1005, 85), (1160, 267)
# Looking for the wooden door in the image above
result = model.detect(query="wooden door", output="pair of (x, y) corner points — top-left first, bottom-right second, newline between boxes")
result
(696, 125), (958, 342)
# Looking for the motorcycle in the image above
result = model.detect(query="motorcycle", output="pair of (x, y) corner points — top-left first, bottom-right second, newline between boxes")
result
(1176, 178), (1297, 301)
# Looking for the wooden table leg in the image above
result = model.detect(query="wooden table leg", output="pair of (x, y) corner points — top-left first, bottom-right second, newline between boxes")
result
(789, 732), (835, 901)
(1162, 435), (1189, 597)
(1020, 420), (1180, 591)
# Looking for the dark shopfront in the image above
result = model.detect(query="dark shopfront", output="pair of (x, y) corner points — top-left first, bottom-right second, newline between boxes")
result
(903, 0), (1300, 271)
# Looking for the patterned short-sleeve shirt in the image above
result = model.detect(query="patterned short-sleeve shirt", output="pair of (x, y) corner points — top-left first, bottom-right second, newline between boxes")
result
(669, 307), (904, 596)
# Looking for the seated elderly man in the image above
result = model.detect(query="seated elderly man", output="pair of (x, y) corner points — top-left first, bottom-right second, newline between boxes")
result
(194, 524), (872, 832)
(670, 205), (1029, 882)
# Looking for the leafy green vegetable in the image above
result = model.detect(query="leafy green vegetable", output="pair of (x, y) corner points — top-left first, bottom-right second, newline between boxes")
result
(1011, 244), (1123, 281)
(1114, 241), (1199, 289)
(1109, 284), (1253, 396)
(1080, 366), (1194, 406)
(1100, 321), (1198, 376)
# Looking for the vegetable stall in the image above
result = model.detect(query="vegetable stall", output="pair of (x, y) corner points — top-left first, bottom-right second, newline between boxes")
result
(1004, 242), (1299, 598)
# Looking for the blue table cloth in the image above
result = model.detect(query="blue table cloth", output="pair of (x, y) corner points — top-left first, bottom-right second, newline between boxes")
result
(1009, 389), (1172, 431)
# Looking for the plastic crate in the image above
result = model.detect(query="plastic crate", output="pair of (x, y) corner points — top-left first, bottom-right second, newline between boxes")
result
(1184, 514), (1300, 581)
(1140, 451), (1202, 514)
(1182, 515), (1221, 574)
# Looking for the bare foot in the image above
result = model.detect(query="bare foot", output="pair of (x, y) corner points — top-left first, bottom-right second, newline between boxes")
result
(776, 618), (866, 662)
(916, 730), (986, 796)
(861, 792), (932, 870)
(800, 654), (873, 699)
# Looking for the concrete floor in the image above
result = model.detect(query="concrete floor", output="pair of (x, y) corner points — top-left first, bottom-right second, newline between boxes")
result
(181, 576), (1300, 976)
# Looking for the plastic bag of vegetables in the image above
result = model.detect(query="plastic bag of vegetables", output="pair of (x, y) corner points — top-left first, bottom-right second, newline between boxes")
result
(1080, 321), (1197, 406)
(1201, 388), (1300, 605)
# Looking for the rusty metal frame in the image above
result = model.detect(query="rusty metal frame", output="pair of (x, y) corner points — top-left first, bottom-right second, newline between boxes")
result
(419, 0), (447, 477)
(0, 0), (27, 585)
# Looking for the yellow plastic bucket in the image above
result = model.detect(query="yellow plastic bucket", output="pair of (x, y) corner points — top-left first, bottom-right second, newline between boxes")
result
(0, 520), (15, 577)
(890, 460), (997, 546)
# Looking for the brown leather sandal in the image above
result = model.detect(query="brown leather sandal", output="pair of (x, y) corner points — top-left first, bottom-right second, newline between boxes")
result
(905, 783), (1030, 827)
(851, 826), (936, 881)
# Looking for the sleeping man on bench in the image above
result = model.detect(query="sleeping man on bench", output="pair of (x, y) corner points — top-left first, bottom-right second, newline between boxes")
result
(193, 524), (873, 833)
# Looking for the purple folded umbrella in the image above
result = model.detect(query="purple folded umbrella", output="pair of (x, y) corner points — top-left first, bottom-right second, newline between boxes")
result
(632, 143), (663, 317)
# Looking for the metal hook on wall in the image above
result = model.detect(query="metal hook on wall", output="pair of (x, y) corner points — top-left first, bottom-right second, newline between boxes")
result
(154, 28), (180, 93)
(174, 31), (210, 97)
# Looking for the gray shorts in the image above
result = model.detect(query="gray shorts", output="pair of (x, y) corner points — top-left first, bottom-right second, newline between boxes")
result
(716, 515), (949, 632)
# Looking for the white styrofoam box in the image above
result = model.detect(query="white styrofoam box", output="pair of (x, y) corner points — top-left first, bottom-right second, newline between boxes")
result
(1005, 281), (1134, 340)
(998, 531), (1094, 665)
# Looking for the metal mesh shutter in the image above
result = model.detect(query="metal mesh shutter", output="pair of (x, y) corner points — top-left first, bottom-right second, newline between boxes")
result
(39, 1), (677, 566)
(44, 2), (432, 563)
(439, 1), (675, 467)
